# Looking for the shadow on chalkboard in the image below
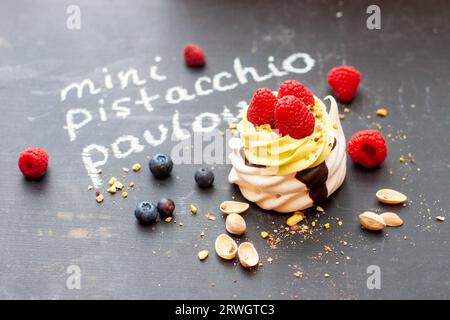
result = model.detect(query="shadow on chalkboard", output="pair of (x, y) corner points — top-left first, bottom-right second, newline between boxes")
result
(150, 173), (174, 186)
(325, 89), (360, 107)
(349, 161), (391, 185)
(195, 185), (215, 196)
(20, 170), (50, 196)
(134, 221), (158, 234)
(184, 64), (207, 75)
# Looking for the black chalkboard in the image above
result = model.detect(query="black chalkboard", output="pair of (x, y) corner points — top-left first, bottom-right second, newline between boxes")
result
(0, 0), (449, 299)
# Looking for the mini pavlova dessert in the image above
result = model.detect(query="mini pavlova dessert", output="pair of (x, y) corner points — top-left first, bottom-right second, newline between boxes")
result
(228, 80), (346, 213)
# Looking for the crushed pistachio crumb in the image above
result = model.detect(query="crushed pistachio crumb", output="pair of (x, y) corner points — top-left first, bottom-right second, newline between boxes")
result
(132, 163), (141, 172)
(286, 211), (305, 227)
(198, 250), (209, 261)
(190, 204), (198, 214)
(107, 185), (117, 194)
(260, 231), (269, 239)
(376, 108), (388, 117)
(95, 193), (104, 203)
(113, 181), (124, 190)
(205, 213), (216, 221)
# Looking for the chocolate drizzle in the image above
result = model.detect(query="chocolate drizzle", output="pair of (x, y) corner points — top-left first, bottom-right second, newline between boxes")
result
(295, 161), (329, 205)
(295, 137), (337, 204)
(239, 148), (266, 168)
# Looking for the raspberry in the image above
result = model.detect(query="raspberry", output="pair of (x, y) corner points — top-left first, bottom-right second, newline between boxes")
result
(278, 80), (315, 107)
(327, 66), (361, 102)
(18, 147), (49, 178)
(274, 95), (315, 140)
(247, 87), (277, 127)
(183, 44), (206, 67)
(347, 130), (387, 168)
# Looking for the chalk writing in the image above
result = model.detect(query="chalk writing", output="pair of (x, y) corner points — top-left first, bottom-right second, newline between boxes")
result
(59, 52), (316, 187)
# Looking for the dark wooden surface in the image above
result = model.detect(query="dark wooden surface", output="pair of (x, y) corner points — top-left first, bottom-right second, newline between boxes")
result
(0, 0), (449, 299)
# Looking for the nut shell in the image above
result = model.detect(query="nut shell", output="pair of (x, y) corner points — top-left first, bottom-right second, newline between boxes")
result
(376, 189), (407, 204)
(225, 213), (246, 235)
(359, 211), (386, 231)
(237, 242), (259, 268)
(380, 212), (403, 227)
(220, 201), (249, 214)
(214, 234), (238, 260)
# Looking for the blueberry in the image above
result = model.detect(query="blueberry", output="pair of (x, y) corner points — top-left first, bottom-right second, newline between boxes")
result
(134, 202), (158, 224)
(157, 198), (175, 218)
(194, 168), (214, 188)
(149, 154), (173, 179)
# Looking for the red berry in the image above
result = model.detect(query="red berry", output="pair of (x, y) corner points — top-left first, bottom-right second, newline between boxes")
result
(327, 66), (361, 102)
(18, 147), (49, 178)
(278, 80), (315, 107)
(274, 95), (315, 140)
(183, 43), (206, 67)
(347, 130), (387, 168)
(247, 87), (278, 127)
